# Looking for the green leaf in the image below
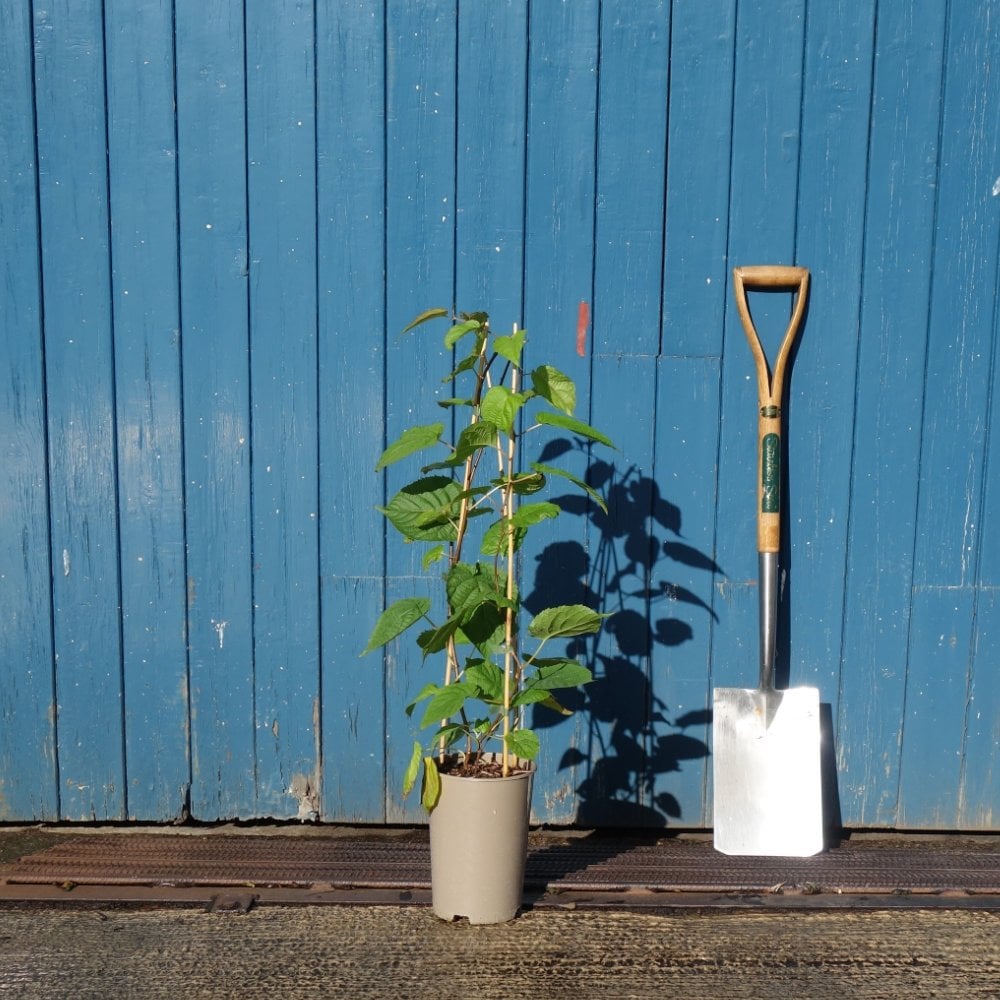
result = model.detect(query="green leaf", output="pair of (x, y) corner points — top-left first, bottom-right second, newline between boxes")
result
(422, 758), (442, 811)
(405, 681), (440, 717)
(416, 617), (463, 657)
(379, 476), (461, 541)
(530, 462), (608, 513)
(437, 397), (473, 409)
(465, 660), (504, 702)
(446, 562), (505, 620)
(420, 681), (478, 729)
(528, 604), (608, 640)
(505, 728), (540, 761)
(402, 307), (448, 333)
(361, 597), (431, 655)
(375, 423), (444, 472)
(530, 365), (576, 415)
(494, 328), (526, 365)
(453, 421), (500, 462)
(511, 501), (560, 528)
(480, 385), (527, 434)
(526, 658), (593, 691)
(511, 690), (573, 715)
(402, 741), (422, 797)
(422, 545), (445, 570)
(430, 723), (467, 748)
(509, 472), (546, 495)
(480, 518), (526, 556)
(536, 410), (615, 448)
(444, 319), (483, 348)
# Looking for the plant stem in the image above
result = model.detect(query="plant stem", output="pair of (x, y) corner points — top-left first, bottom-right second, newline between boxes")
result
(502, 336), (520, 777)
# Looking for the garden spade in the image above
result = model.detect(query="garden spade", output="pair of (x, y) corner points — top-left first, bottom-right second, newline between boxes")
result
(712, 265), (823, 857)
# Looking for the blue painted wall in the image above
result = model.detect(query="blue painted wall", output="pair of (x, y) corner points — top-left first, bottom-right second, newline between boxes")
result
(1, 0), (998, 829)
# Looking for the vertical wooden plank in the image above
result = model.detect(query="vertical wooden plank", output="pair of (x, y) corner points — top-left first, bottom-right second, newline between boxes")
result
(961, 590), (1000, 830)
(246, 0), (321, 820)
(662, 0), (737, 357)
(175, 0), (255, 819)
(522, 0), (600, 823)
(383, 0), (457, 823)
(105, 0), (191, 821)
(837, 2), (946, 827)
(898, 0), (1000, 828)
(317, 0), (387, 821)
(592, 0), (669, 358)
(790, 2), (876, 824)
(962, 316), (1000, 828)
(568, 0), (670, 827)
(33, 0), (126, 821)
(0, 2), (58, 820)
(584, 358), (660, 827)
(454, 0), (527, 318)
(650, 357), (721, 828)
(712, 0), (806, 703)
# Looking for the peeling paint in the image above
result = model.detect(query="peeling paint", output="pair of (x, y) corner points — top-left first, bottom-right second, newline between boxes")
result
(288, 773), (319, 821)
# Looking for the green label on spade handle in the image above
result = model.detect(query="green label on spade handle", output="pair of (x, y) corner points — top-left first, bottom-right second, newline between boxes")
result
(761, 433), (780, 513)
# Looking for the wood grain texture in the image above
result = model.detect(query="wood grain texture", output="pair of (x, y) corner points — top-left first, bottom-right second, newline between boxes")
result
(0, 2), (58, 821)
(105, 0), (190, 822)
(317, 0), (388, 821)
(175, 0), (255, 819)
(34, 0), (126, 821)
(1, 0), (999, 829)
(246, 0), (321, 820)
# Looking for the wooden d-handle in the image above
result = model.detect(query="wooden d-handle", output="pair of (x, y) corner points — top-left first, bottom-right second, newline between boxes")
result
(732, 265), (809, 554)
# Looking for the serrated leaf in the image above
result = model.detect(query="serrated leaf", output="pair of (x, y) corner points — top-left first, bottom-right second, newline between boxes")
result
(480, 518), (526, 556)
(420, 681), (478, 729)
(380, 476), (461, 541)
(416, 616), (463, 657)
(530, 365), (576, 415)
(453, 421), (500, 463)
(375, 423), (444, 472)
(536, 410), (615, 448)
(511, 501), (560, 528)
(361, 597), (431, 655)
(446, 562), (505, 620)
(505, 728), (540, 761)
(531, 462), (608, 513)
(465, 660), (504, 701)
(480, 385), (527, 434)
(509, 472), (546, 495)
(494, 327), (526, 364)
(402, 741), (422, 797)
(422, 545), (446, 570)
(421, 758), (442, 811)
(402, 307), (448, 333)
(528, 604), (608, 640)
(525, 658), (593, 691)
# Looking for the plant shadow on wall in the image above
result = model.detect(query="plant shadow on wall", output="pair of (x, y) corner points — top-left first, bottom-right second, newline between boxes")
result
(523, 457), (717, 827)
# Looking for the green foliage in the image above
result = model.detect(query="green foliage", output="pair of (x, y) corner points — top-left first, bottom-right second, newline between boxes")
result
(363, 308), (615, 810)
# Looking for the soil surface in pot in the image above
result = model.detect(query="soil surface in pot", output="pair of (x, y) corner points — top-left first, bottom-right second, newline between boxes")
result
(437, 754), (531, 779)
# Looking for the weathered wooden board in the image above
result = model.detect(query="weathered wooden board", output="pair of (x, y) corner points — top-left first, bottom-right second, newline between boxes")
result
(0, 1), (58, 821)
(2, 0), (998, 829)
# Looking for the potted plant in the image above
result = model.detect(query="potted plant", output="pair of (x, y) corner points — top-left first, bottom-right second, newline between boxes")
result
(363, 307), (614, 923)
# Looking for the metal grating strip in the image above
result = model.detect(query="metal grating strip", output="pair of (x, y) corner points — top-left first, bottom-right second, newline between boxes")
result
(2, 834), (1000, 896)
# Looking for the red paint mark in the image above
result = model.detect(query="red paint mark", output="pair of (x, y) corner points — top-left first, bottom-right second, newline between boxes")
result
(576, 301), (589, 357)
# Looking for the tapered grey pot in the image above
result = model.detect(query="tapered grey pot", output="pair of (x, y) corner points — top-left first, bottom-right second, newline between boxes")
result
(429, 755), (534, 924)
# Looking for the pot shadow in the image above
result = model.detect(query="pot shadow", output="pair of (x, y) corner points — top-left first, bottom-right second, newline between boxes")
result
(522, 459), (716, 830)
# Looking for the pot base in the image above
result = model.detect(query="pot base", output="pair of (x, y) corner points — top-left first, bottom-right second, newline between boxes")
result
(429, 753), (534, 924)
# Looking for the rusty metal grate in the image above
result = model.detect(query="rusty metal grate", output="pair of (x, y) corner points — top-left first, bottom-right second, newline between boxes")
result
(2, 833), (1000, 896)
